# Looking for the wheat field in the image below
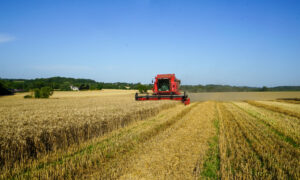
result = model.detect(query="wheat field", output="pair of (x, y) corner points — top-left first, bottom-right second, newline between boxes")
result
(0, 91), (299, 179)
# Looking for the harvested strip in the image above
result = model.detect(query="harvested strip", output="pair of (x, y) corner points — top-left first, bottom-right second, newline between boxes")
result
(116, 101), (216, 180)
(7, 103), (195, 179)
(233, 102), (300, 147)
(246, 100), (300, 119)
(224, 103), (300, 179)
(218, 103), (271, 179)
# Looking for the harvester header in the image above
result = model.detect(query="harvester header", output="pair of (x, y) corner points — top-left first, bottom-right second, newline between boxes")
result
(135, 74), (190, 105)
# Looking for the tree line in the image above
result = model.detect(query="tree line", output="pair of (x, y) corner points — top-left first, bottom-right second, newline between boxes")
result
(0, 77), (153, 95)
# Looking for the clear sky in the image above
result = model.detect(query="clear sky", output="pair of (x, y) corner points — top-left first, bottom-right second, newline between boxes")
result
(0, 0), (299, 86)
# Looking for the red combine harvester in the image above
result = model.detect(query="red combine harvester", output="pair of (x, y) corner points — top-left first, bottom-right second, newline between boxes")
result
(135, 74), (190, 105)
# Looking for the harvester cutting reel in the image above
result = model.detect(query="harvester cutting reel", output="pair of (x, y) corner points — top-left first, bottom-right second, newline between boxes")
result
(135, 92), (190, 105)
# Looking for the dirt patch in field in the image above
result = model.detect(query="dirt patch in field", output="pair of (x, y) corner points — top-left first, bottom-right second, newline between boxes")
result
(189, 91), (300, 102)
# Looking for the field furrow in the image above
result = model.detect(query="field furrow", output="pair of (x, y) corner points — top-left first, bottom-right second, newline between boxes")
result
(198, 102), (220, 179)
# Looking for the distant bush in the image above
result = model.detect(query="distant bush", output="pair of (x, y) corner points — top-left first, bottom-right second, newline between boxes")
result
(34, 88), (41, 98)
(33, 87), (53, 98)
(24, 95), (32, 98)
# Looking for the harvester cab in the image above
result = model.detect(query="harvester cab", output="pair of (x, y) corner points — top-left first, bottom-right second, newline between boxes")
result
(135, 74), (190, 105)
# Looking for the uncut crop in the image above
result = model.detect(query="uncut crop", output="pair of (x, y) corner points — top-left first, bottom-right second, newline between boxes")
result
(4, 100), (191, 179)
(0, 91), (176, 171)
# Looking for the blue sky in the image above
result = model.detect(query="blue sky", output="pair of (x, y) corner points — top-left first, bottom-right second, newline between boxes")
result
(0, 0), (299, 86)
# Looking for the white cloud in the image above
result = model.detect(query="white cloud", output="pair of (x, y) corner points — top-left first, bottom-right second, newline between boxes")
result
(0, 34), (16, 43)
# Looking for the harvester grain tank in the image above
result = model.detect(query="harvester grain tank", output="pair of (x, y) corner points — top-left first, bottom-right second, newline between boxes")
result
(135, 74), (190, 105)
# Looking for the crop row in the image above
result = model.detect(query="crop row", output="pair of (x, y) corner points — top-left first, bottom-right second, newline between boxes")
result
(234, 102), (300, 147)
(218, 103), (270, 179)
(246, 100), (300, 119)
(219, 102), (300, 179)
(276, 98), (300, 104)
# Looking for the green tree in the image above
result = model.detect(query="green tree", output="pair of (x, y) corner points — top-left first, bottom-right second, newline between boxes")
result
(97, 83), (103, 90)
(60, 82), (71, 91)
(0, 82), (13, 95)
(261, 86), (268, 91)
(138, 84), (148, 93)
(79, 84), (89, 90)
(34, 88), (41, 98)
(40, 87), (53, 98)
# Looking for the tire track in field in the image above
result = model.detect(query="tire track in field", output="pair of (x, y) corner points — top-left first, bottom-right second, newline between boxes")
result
(116, 101), (216, 180)
(196, 102), (220, 179)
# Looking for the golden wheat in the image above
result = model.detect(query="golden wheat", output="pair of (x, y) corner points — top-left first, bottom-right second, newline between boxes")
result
(0, 90), (177, 173)
(3, 102), (191, 179)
